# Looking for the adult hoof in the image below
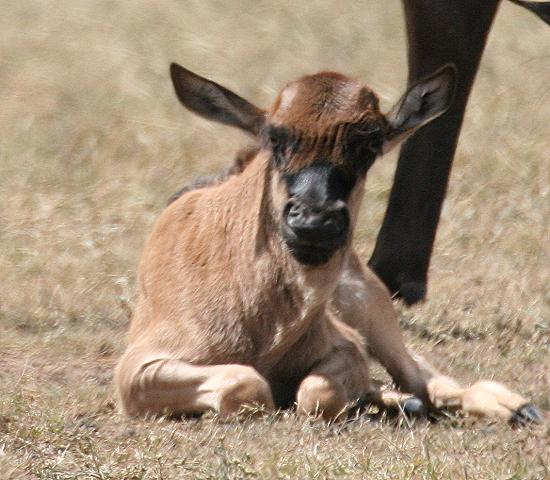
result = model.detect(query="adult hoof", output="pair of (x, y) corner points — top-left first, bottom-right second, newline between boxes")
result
(398, 281), (426, 305)
(368, 260), (427, 305)
(510, 404), (543, 426)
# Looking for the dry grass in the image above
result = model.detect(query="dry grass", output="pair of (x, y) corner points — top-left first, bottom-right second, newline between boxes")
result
(1, 1), (549, 478)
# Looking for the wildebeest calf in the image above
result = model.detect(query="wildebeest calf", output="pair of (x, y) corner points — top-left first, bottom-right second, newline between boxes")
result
(114, 62), (540, 424)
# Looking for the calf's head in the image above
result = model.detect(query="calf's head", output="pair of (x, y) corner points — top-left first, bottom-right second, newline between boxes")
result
(170, 63), (455, 266)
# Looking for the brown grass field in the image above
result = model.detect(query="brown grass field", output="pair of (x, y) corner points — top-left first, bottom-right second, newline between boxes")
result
(1, 1), (549, 478)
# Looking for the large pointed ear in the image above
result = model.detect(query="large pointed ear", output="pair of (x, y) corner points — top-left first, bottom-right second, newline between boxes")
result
(383, 64), (457, 153)
(170, 63), (265, 135)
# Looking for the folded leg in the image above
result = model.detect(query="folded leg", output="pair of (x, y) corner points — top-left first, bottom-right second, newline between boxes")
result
(295, 320), (370, 421)
(115, 346), (274, 418)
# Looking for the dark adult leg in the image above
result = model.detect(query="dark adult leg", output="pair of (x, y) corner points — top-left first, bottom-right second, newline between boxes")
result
(369, 0), (501, 304)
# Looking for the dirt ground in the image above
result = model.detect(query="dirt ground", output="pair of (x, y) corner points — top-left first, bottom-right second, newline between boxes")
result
(1, 1), (549, 478)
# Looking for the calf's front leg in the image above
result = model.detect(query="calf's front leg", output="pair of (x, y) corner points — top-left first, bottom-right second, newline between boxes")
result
(410, 351), (543, 424)
(295, 324), (370, 421)
(294, 324), (421, 422)
(333, 253), (429, 403)
(334, 253), (542, 424)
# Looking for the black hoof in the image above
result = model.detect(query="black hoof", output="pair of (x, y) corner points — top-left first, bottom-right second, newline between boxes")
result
(401, 397), (425, 416)
(368, 260), (427, 306)
(510, 404), (543, 426)
(398, 282), (426, 306)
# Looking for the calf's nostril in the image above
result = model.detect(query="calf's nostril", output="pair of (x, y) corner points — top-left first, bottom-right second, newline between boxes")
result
(284, 200), (349, 240)
(287, 201), (303, 218)
(323, 216), (335, 226)
(323, 208), (347, 229)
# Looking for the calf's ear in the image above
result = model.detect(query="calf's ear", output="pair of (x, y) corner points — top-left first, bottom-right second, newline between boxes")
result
(170, 63), (265, 135)
(383, 64), (457, 153)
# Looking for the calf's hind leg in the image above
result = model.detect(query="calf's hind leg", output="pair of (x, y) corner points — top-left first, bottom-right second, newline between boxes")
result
(115, 348), (274, 418)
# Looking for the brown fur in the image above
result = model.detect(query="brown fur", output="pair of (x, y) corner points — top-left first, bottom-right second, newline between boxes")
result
(115, 67), (538, 423)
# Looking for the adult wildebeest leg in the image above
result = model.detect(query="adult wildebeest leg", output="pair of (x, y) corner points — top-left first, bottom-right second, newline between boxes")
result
(115, 347), (274, 418)
(369, 0), (501, 304)
(334, 253), (542, 423)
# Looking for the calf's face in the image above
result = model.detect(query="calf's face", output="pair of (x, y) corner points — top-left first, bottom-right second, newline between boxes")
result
(169, 63), (456, 266)
(266, 73), (386, 265)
